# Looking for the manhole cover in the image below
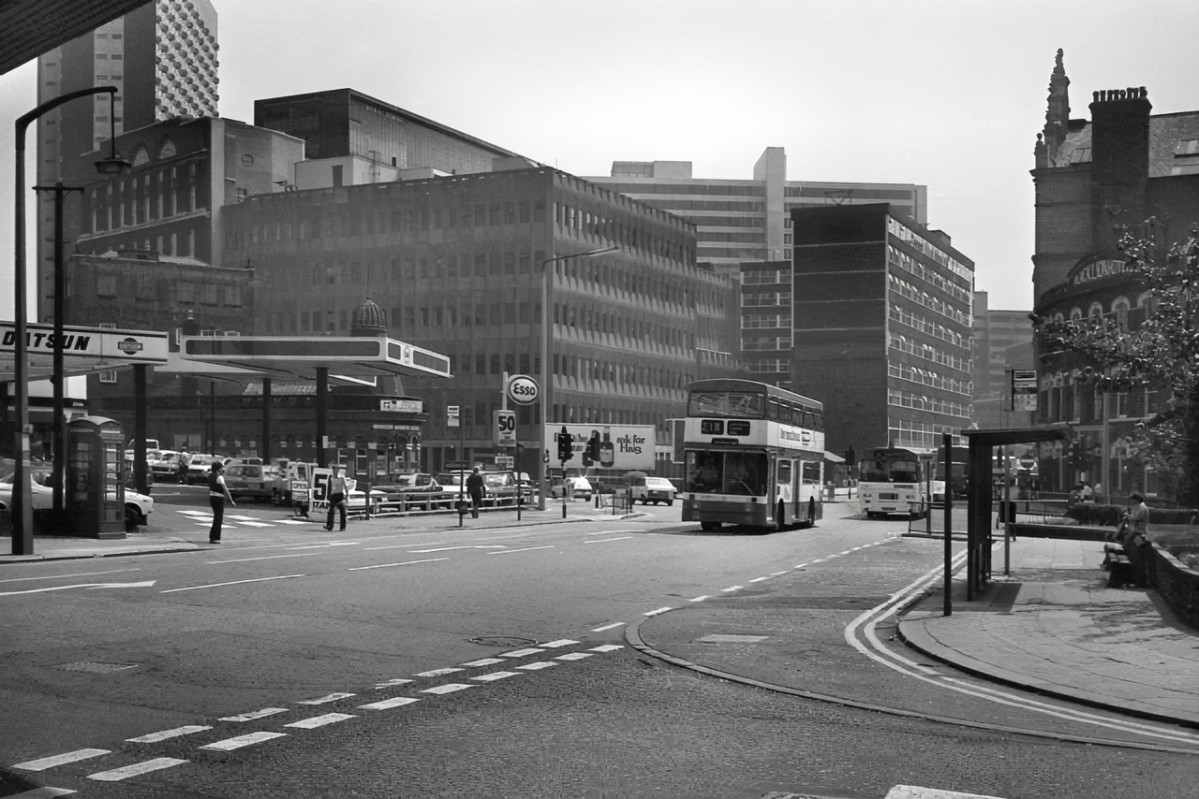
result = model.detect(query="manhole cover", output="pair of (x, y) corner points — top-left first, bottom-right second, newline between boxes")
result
(695, 634), (769, 643)
(56, 661), (138, 673)
(467, 636), (537, 648)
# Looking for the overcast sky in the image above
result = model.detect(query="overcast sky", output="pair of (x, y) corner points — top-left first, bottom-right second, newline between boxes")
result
(3, 0), (1198, 318)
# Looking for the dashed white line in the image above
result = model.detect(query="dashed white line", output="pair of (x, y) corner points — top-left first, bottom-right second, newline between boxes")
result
(284, 713), (355, 729)
(421, 683), (474, 695)
(374, 678), (414, 689)
(6, 787), (77, 797)
(539, 639), (580, 648)
(0, 567), (139, 585)
(486, 545), (554, 555)
(721, 585), (742, 593)
(160, 574), (304, 593)
(516, 661), (558, 670)
(644, 607), (673, 617)
(126, 725), (210, 743)
(584, 536), (632, 544)
(87, 758), (188, 782)
(591, 622), (625, 631)
(555, 652), (593, 661)
(589, 644), (623, 652)
(299, 693), (356, 705)
(219, 708), (288, 722)
(200, 732), (287, 751)
(461, 657), (505, 667)
(794, 562), (809, 569)
(348, 557), (449, 571)
(690, 595), (711, 602)
(749, 576), (769, 583)
(407, 545), (506, 553)
(207, 553), (316, 563)
(500, 647), (544, 658)
(415, 667), (464, 677)
(771, 570), (788, 576)
(13, 749), (110, 772)
(358, 696), (420, 711)
(471, 671), (521, 682)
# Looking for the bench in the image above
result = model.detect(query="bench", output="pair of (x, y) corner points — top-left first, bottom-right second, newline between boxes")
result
(1103, 541), (1135, 587)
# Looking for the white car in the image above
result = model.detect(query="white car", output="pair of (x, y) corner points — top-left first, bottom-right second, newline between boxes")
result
(0, 462), (154, 532)
(629, 475), (677, 505)
(550, 476), (593, 501)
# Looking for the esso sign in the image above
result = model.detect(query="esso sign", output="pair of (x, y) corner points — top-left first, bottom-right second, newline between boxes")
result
(506, 374), (539, 406)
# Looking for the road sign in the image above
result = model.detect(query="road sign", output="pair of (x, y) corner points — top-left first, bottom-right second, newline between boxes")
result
(447, 405), (460, 428)
(495, 454), (514, 469)
(1011, 370), (1038, 412)
(494, 409), (516, 447)
(506, 374), (539, 406)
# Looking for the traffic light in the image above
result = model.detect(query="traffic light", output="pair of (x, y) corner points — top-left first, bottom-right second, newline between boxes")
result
(587, 431), (601, 463)
(557, 426), (574, 463)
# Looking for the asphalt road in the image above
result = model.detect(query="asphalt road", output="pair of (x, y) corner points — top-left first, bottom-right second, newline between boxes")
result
(1, 500), (1194, 798)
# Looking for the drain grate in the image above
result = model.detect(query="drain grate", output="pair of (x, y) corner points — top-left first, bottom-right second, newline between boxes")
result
(56, 661), (138, 673)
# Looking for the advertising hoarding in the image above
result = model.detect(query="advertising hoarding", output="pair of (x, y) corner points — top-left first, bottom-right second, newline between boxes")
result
(542, 424), (655, 471)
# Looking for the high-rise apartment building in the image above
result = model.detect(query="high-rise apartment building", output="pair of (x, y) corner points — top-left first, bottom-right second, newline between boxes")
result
(35, 0), (218, 318)
(747, 204), (974, 457)
(587, 148), (927, 276)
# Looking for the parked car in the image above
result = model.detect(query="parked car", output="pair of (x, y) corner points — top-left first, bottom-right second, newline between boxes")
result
(374, 473), (446, 510)
(0, 460), (154, 532)
(222, 461), (273, 502)
(549, 475), (593, 501)
(183, 453), (227, 484)
(628, 474), (677, 505)
(148, 450), (185, 482)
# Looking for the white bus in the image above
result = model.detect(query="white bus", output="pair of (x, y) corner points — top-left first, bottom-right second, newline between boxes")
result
(857, 446), (934, 519)
(680, 379), (825, 532)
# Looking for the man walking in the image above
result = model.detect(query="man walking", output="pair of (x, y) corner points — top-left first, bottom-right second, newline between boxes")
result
(466, 467), (485, 519)
(208, 461), (235, 543)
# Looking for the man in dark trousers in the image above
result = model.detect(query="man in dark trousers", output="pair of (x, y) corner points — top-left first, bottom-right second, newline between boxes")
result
(325, 464), (349, 531)
(208, 461), (235, 543)
(466, 467), (485, 519)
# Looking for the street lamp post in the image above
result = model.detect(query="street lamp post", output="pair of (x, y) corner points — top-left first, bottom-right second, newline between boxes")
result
(11, 85), (126, 556)
(537, 246), (617, 511)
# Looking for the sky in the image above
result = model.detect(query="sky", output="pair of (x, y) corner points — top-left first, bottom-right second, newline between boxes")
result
(3, 0), (1198, 318)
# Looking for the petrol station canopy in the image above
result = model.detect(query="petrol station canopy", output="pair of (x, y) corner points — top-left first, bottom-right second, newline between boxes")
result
(0, 321), (169, 383)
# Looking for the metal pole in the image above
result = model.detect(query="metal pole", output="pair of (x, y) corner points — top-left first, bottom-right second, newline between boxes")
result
(942, 432), (952, 616)
(538, 259), (552, 512)
(1003, 445), (1011, 576)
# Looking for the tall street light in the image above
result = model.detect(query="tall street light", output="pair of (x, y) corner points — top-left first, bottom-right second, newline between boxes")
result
(537, 246), (618, 510)
(10, 85), (126, 556)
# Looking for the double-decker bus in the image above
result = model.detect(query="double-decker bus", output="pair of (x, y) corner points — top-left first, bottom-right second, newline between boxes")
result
(680, 379), (825, 532)
(857, 446), (935, 518)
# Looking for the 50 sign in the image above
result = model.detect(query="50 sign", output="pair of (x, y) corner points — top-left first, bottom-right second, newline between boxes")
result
(494, 409), (516, 447)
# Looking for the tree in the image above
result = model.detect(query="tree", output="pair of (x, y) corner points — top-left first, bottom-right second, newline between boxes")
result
(1039, 223), (1198, 506)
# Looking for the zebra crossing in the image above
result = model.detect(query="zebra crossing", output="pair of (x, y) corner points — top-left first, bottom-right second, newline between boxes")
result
(176, 509), (313, 528)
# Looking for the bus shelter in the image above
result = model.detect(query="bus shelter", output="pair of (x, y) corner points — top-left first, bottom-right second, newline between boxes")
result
(959, 425), (1070, 600)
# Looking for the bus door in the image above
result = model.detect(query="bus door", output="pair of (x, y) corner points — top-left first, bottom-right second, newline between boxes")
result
(774, 458), (794, 522)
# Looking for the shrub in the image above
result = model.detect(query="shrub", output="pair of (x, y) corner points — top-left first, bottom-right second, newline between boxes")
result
(1064, 503), (1124, 527)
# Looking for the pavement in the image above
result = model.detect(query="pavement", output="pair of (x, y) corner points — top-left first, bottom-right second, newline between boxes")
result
(3, 497), (1197, 732)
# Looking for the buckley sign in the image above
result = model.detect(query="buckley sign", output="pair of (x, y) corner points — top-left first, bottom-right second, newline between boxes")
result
(1068, 255), (1132, 287)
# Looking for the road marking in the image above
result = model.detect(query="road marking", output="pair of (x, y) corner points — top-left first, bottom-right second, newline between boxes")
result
(6, 788), (77, 797)
(200, 732), (287, 751)
(500, 648), (544, 658)
(421, 683), (474, 695)
(299, 693), (356, 705)
(584, 536), (632, 544)
(126, 725), (211, 743)
(0, 567), (139, 585)
(749, 576), (769, 583)
(219, 708), (288, 722)
(87, 758), (188, 782)
(289, 542), (360, 549)
(13, 749), (110, 772)
(285, 713), (356, 729)
(460, 657), (505, 667)
(348, 557), (449, 571)
(539, 639), (579, 648)
(374, 678), (414, 689)
(720, 585), (742, 593)
(407, 545), (506, 553)
(415, 667), (464, 677)
(486, 545), (554, 555)
(207, 553), (316, 564)
(644, 607), (672, 617)
(0, 581), (156, 597)
(555, 652), (592, 661)
(689, 596), (711, 602)
(589, 644), (623, 652)
(591, 622), (625, 631)
(471, 671), (520, 682)
(160, 574), (303, 593)
(358, 696), (420, 711)
(516, 661), (558, 670)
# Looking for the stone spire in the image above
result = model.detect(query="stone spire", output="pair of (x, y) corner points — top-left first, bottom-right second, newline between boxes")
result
(1037, 48), (1071, 168)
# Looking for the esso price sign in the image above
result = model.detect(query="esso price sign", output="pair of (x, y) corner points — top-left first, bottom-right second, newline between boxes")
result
(506, 374), (539, 406)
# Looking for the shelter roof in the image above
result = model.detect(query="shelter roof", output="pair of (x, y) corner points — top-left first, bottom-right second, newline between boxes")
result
(0, 321), (168, 383)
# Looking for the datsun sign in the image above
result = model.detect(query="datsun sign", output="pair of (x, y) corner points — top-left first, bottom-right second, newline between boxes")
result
(506, 374), (539, 406)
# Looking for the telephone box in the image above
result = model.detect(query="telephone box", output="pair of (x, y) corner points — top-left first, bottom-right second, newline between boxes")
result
(67, 416), (126, 538)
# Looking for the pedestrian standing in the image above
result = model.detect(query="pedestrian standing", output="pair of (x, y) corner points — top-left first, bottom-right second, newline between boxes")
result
(208, 461), (235, 543)
(1123, 491), (1153, 587)
(325, 464), (349, 531)
(466, 467), (485, 518)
